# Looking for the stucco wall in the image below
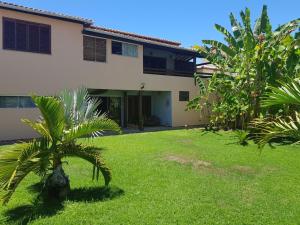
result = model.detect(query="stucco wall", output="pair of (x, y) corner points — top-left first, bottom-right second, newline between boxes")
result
(0, 8), (204, 140)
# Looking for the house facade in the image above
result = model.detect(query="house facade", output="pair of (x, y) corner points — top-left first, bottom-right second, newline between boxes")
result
(0, 2), (205, 141)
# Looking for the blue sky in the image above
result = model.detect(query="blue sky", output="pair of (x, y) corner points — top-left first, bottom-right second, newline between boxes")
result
(3, 0), (300, 47)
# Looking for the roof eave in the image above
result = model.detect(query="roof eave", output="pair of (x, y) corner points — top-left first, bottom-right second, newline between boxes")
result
(83, 28), (203, 57)
(0, 4), (93, 25)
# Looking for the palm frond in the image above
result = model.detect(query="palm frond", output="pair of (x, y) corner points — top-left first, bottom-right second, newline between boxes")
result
(32, 96), (65, 141)
(0, 141), (46, 204)
(21, 119), (52, 141)
(59, 87), (102, 128)
(64, 118), (120, 142)
(59, 144), (111, 185)
(261, 79), (300, 107)
(252, 112), (300, 148)
(1, 161), (40, 204)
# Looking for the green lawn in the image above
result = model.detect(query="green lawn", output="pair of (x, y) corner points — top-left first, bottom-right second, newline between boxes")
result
(1, 129), (300, 225)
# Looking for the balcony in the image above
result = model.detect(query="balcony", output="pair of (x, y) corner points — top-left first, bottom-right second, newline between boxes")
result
(143, 56), (195, 77)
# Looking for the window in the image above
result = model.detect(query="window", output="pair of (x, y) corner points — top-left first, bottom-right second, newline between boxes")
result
(111, 41), (122, 55)
(3, 17), (51, 54)
(83, 36), (106, 62)
(112, 41), (138, 57)
(0, 96), (36, 108)
(179, 91), (189, 101)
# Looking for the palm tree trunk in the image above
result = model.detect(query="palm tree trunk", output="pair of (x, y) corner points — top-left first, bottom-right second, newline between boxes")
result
(45, 158), (70, 199)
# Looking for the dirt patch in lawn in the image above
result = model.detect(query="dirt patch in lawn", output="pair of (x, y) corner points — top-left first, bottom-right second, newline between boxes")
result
(164, 155), (211, 168)
(163, 155), (257, 177)
(231, 165), (256, 175)
(163, 155), (227, 176)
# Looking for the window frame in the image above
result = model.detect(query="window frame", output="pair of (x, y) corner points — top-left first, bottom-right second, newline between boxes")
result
(179, 91), (189, 102)
(83, 35), (107, 63)
(2, 17), (51, 54)
(0, 96), (36, 108)
(111, 41), (138, 58)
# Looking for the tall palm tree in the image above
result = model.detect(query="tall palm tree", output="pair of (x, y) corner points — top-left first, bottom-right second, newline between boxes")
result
(0, 88), (120, 204)
(252, 78), (300, 148)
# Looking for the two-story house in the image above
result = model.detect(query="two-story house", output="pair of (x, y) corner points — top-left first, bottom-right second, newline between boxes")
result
(0, 1), (204, 141)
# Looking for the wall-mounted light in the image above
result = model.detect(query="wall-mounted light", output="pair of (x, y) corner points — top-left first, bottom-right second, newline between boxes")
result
(140, 82), (145, 90)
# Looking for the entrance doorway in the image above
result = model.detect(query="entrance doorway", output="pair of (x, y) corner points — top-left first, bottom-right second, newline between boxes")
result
(127, 95), (151, 126)
(97, 97), (122, 125)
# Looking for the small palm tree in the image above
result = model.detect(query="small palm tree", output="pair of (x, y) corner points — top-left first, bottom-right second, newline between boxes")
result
(0, 88), (120, 204)
(252, 78), (300, 147)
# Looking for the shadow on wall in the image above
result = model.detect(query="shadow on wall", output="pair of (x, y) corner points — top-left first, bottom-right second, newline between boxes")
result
(4, 184), (124, 225)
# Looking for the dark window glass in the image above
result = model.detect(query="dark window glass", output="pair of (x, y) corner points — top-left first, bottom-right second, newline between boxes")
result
(19, 97), (36, 108)
(16, 22), (27, 51)
(112, 41), (122, 55)
(179, 91), (189, 101)
(28, 24), (39, 52)
(83, 36), (106, 62)
(3, 19), (15, 49)
(3, 18), (51, 54)
(39, 26), (51, 53)
(0, 96), (19, 108)
(0, 96), (36, 108)
(144, 56), (166, 69)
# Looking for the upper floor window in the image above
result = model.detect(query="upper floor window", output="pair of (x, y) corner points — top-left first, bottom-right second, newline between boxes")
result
(0, 96), (36, 108)
(112, 41), (138, 57)
(83, 36), (106, 62)
(3, 17), (51, 54)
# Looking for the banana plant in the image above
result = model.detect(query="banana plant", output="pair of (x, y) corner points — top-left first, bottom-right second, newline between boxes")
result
(191, 5), (299, 129)
(0, 88), (120, 204)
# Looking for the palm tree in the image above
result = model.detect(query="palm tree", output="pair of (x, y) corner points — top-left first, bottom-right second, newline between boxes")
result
(252, 78), (300, 148)
(0, 88), (120, 204)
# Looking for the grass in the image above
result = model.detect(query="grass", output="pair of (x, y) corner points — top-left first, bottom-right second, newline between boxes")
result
(0, 129), (300, 225)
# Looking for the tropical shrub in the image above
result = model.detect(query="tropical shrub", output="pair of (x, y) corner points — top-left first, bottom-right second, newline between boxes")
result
(252, 78), (300, 148)
(189, 5), (299, 129)
(233, 130), (250, 146)
(0, 88), (120, 204)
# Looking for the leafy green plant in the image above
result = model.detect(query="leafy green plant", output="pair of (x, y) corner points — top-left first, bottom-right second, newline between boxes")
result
(0, 88), (120, 204)
(189, 5), (299, 129)
(233, 130), (250, 146)
(252, 79), (300, 148)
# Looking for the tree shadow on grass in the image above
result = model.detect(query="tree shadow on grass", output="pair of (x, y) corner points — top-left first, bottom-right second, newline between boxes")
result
(4, 185), (124, 225)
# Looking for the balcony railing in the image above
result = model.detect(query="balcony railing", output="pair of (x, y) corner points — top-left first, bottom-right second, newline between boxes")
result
(143, 56), (195, 77)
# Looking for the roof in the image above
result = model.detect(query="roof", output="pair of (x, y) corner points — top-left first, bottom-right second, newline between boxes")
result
(197, 63), (218, 77)
(0, 1), (200, 55)
(0, 1), (93, 25)
(84, 27), (199, 55)
(90, 26), (181, 47)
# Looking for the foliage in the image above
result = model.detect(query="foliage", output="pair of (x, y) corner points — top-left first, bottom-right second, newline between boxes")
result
(233, 130), (249, 146)
(190, 5), (300, 129)
(252, 79), (300, 148)
(0, 88), (120, 204)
